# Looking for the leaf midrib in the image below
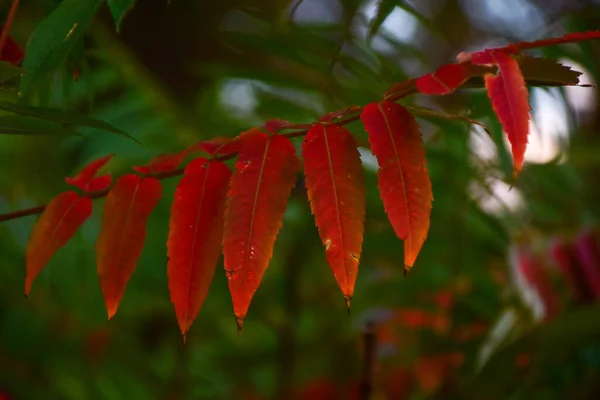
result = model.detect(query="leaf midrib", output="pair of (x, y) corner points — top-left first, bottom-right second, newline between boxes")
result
(322, 127), (349, 287)
(377, 102), (412, 240)
(243, 138), (271, 297)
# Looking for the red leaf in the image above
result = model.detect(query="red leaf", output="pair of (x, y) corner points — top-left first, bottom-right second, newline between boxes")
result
(25, 192), (92, 295)
(302, 124), (365, 307)
(65, 154), (114, 193)
(223, 132), (299, 331)
(263, 119), (290, 133)
(132, 147), (195, 176)
(167, 158), (232, 339)
(0, 26), (24, 66)
(95, 174), (162, 319)
(482, 51), (530, 174)
(416, 63), (469, 95)
(360, 101), (433, 272)
(197, 137), (236, 156)
(197, 129), (262, 156)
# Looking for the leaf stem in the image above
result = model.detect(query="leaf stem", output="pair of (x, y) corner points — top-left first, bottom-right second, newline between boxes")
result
(0, 0), (20, 59)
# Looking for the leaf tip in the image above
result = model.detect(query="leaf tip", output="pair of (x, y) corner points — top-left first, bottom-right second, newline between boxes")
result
(106, 306), (117, 320)
(181, 332), (187, 345)
(403, 265), (411, 277)
(235, 315), (245, 335)
(344, 295), (352, 314)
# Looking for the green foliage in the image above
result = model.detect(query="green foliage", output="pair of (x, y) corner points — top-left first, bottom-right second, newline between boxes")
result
(19, 0), (103, 96)
(107, 0), (138, 32)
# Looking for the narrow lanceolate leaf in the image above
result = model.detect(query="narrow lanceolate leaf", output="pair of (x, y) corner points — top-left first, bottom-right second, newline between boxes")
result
(167, 158), (232, 340)
(482, 51), (530, 175)
(65, 154), (114, 193)
(223, 132), (299, 331)
(95, 174), (162, 319)
(25, 192), (92, 295)
(360, 101), (433, 272)
(302, 124), (365, 308)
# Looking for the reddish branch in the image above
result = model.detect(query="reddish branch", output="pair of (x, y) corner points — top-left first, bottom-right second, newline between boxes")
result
(0, 113), (362, 223)
(2, 29), (600, 224)
(0, 0), (20, 59)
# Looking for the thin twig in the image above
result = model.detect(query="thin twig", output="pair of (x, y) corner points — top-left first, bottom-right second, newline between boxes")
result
(0, 0), (20, 59)
(358, 321), (377, 400)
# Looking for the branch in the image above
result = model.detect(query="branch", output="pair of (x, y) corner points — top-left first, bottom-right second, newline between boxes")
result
(0, 37), (593, 224)
(0, 113), (362, 223)
(0, 0), (20, 59)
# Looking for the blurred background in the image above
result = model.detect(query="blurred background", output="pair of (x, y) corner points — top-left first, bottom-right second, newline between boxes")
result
(1, 0), (600, 399)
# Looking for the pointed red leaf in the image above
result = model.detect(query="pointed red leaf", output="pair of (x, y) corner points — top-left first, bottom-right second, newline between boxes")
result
(86, 175), (113, 193)
(360, 101), (433, 272)
(482, 51), (530, 174)
(132, 146), (196, 175)
(416, 63), (469, 95)
(25, 191), (92, 295)
(223, 132), (299, 329)
(95, 174), (162, 319)
(302, 124), (365, 305)
(197, 128), (263, 157)
(167, 158), (232, 339)
(65, 154), (114, 193)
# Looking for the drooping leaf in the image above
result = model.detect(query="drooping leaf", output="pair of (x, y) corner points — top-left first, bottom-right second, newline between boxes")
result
(223, 132), (299, 331)
(25, 191), (92, 295)
(65, 154), (114, 193)
(20, 0), (103, 96)
(106, 0), (137, 32)
(416, 63), (470, 95)
(360, 101), (433, 272)
(167, 158), (232, 339)
(0, 100), (136, 141)
(0, 115), (77, 136)
(302, 124), (365, 307)
(95, 174), (162, 319)
(479, 51), (530, 174)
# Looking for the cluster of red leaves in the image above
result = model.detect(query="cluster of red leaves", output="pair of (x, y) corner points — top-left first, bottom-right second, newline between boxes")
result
(20, 30), (600, 338)
(413, 33), (600, 175)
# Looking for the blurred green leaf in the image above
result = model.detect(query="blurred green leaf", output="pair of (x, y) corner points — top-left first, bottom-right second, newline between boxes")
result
(107, 0), (137, 32)
(0, 100), (139, 143)
(0, 115), (77, 135)
(0, 62), (22, 83)
(368, 0), (396, 40)
(19, 0), (103, 96)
